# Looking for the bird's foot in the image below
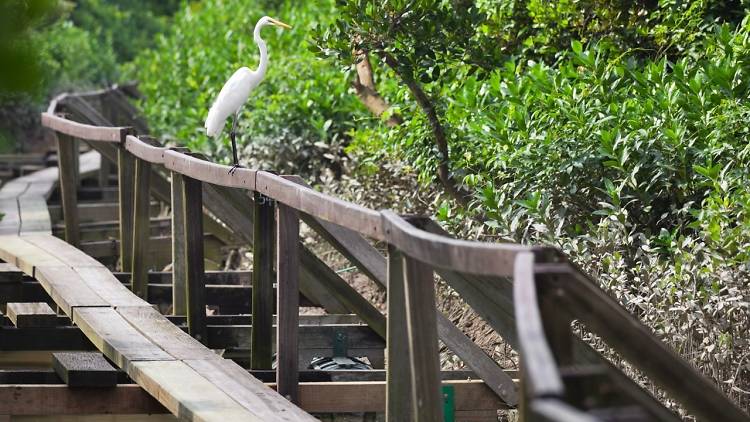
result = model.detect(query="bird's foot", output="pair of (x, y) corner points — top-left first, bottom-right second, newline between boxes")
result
(228, 164), (244, 175)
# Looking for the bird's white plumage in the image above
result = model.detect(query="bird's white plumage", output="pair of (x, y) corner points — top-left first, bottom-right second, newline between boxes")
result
(205, 67), (260, 137)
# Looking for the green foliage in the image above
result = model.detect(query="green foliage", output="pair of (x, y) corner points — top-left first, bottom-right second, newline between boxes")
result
(130, 0), (370, 177)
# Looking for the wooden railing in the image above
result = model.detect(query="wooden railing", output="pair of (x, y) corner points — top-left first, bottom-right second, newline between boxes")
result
(41, 86), (749, 421)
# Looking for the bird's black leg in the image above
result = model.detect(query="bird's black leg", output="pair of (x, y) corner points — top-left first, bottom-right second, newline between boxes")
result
(228, 113), (242, 175)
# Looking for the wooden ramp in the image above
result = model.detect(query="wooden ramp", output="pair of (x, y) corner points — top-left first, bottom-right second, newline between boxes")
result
(0, 153), (316, 421)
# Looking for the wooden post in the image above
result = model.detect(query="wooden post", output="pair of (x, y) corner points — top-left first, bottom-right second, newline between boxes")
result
(171, 172), (187, 316)
(130, 158), (151, 299)
(403, 255), (443, 421)
(56, 133), (80, 247)
(117, 148), (135, 272)
(183, 176), (207, 343)
(386, 245), (412, 421)
(276, 202), (299, 403)
(251, 191), (274, 369)
(539, 281), (574, 366)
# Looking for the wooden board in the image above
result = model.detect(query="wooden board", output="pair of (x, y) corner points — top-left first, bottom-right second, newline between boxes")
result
(0, 384), (167, 415)
(73, 307), (173, 368)
(0, 235), (66, 276)
(17, 195), (52, 234)
(128, 360), (264, 421)
(35, 266), (109, 315)
(185, 358), (316, 421)
(117, 306), (217, 360)
(52, 351), (118, 387)
(23, 234), (104, 268)
(0, 263), (22, 283)
(6, 302), (57, 328)
(74, 266), (148, 308)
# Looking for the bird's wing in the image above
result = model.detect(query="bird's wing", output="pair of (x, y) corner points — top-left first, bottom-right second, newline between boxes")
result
(205, 67), (257, 137)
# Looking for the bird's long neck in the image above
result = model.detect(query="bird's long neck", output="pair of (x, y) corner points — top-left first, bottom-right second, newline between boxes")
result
(253, 24), (268, 78)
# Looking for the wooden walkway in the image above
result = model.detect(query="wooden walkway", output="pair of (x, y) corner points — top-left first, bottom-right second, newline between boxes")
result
(0, 85), (746, 421)
(0, 153), (316, 421)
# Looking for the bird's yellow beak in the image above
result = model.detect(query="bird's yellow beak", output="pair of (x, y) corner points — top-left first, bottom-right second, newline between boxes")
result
(269, 18), (292, 30)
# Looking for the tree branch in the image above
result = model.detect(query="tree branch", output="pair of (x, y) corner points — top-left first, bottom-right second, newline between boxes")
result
(352, 51), (403, 127)
(381, 52), (473, 209)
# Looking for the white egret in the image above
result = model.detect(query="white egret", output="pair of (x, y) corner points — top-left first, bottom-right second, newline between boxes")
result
(205, 16), (292, 173)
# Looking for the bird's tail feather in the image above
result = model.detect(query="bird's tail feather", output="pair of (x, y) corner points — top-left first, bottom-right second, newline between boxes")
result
(205, 105), (223, 137)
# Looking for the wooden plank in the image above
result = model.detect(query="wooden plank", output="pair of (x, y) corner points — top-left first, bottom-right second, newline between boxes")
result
(52, 351), (117, 387)
(56, 133), (80, 247)
(118, 148), (136, 272)
(22, 234), (103, 268)
(276, 202), (300, 403)
(163, 149), (256, 190)
(18, 195), (52, 234)
(73, 307), (173, 368)
(0, 380), (505, 416)
(0, 193), (21, 235)
(131, 158), (151, 298)
(251, 192), (274, 370)
(98, 151), (112, 187)
(49, 202), (160, 223)
(6, 302), (57, 328)
(35, 266), (109, 315)
(0, 263), (22, 283)
(402, 255), (443, 421)
(0, 235), (66, 276)
(0, 384), (167, 415)
(73, 266), (149, 308)
(117, 306), (216, 360)
(128, 360), (264, 421)
(185, 358), (316, 421)
(386, 245), (412, 421)
(183, 176), (207, 343)
(171, 172), (187, 315)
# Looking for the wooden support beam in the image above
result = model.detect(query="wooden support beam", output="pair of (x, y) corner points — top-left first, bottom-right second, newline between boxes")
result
(403, 256), (443, 421)
(6, 302), (57, 328)
(0, 263), (22, 284)
(52, 351), (118, 387)
(183, 176), (207, 343)
(251, 192), (274, 370)
(56, 133), (80, 247)
(118, 148), (136, 272)
(171, 172), (187, 315)
(386, 245), (412, 421)
(130, 157), (151, 299)
(276, 202), (300, 403)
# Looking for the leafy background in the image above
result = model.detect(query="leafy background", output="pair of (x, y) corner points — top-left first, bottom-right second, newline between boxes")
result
(2, 0), (750, 416)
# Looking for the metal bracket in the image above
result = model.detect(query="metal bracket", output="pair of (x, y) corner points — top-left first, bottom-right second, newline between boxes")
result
(256, 193), (275, 206)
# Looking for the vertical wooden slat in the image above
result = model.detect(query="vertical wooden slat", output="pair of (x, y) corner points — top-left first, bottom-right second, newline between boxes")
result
(71, 138), (80, 187)
(386, 245), (412, 421)
(130, 158), (151, 299)
(403, 255), (443, 421)
(539, 282), (573, 366)
(56, 133), (80, 247)
(251, 192), (274, 369)
(117, 148), (135, 272)
(171, 172), (187, 316)
(98, 154), (111, 187)
(276, 202), (299, 403)
(183, 176), (207, 343)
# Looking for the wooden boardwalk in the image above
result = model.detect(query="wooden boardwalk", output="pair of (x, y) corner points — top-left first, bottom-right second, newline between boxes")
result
(0, 85), (746, 421)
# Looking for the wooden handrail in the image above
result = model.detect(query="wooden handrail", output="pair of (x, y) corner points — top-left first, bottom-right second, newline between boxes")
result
(41, 113), (130, 143)
(41, 88), (750, 422)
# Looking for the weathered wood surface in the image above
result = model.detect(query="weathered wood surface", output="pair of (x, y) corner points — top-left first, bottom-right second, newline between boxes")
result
(171, 172), (187, 315)
(276, 203), (300, 403)
(130, 158), (152, 299)
(386, 246), (412, 421)
(6, 302), (57, 328)
(56, 132), (80, 246)
(182, 176), (207, 343)
(52, 351), (118, 387)
(42, 112), (130, 142)
(251, 192), (274, 370)
(118, 148), (136, 272)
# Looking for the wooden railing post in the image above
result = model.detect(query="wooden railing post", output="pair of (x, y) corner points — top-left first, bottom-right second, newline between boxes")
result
(130, 157), (151, 299)
(386, 245), (412, 421)
(171, 171), (187, 315)
(403, 255), (443, 421)
(251, 191), (275, 369)
(276, 202), (299, 403)
(117, 148), (135, 272)
(183, 175), (207, 343)
(56, 133), (80, 247)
